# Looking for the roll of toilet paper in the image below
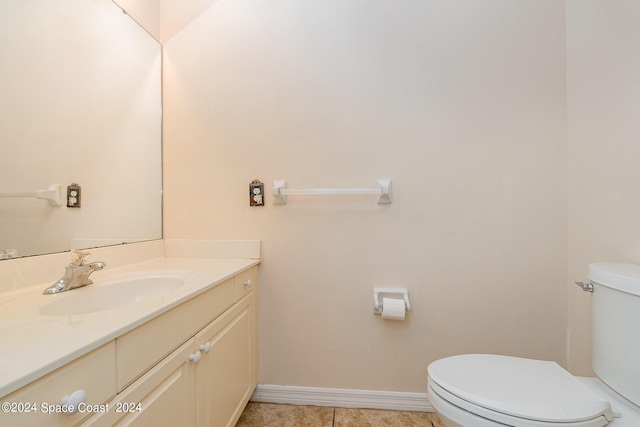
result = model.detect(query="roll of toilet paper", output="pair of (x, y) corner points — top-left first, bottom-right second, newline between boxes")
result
(381, 297), (406, 320)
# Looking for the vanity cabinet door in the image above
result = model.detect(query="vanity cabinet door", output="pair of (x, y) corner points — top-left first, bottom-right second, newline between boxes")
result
(82, 338), (197, 427)
(195, 292), (256, 427)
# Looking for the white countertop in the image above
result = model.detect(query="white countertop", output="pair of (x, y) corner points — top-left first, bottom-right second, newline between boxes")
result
(0, 256), (260, 397)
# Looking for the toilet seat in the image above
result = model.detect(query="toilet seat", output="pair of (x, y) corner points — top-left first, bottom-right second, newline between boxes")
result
(427, 354), (613, 427)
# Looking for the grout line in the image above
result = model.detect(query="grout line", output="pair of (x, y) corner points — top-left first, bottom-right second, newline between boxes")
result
(331, 407), (336, 426)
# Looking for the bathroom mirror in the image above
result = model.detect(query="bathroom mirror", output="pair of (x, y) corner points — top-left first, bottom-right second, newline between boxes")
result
(0, 0), (162, 259)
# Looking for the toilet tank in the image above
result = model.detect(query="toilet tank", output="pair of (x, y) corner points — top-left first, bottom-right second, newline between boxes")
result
(588, 263), (640, 407)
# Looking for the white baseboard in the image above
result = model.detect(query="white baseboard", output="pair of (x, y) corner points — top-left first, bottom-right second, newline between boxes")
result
(251, 384), (434, 413)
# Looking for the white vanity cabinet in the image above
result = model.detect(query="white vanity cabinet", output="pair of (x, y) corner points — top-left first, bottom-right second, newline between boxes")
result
(195, 266), (258, 427)
(84, 266), (258, 427)
(195, 292), (255, 426)
(0, 265), (258, 427)
(115, 273), (237, 392)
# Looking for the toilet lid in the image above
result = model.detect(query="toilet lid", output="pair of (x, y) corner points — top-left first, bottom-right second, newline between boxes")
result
(428, 354), (613, 423)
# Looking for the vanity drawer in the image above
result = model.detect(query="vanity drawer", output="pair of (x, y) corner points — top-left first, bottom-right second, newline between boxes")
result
(116, 278), (235, 391)
(0, 341), (116, 427)
(234, 266), (257, 301)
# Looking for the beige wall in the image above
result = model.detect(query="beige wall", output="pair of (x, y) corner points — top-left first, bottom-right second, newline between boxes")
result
(115, 0), (217, 43)
(566, 0), (640, 375)
(163, 0), (568, 392)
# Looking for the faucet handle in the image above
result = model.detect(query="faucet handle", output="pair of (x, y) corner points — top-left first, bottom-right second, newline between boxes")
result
(71, 250), (91, 266)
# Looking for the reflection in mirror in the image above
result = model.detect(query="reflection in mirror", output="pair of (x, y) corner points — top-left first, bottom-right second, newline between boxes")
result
(0, 0), (162, 259)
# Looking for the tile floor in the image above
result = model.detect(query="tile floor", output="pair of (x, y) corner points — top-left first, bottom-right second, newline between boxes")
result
(236, 402), (444, 427)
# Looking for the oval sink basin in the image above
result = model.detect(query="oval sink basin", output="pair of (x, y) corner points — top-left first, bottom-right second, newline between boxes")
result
(38, 270), (197, 316)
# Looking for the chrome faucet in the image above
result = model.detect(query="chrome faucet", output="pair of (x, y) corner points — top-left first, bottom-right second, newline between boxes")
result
(43, 250), (106, 294)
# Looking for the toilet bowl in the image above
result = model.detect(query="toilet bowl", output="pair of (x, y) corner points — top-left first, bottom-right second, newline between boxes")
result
(427, 354), (617, 427)
(426, 263), (640, 427)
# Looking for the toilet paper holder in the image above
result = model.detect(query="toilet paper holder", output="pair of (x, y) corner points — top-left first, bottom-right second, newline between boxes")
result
(373, 287), (411, 314)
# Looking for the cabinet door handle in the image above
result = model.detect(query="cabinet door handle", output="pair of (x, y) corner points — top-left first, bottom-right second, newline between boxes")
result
(243, 279), (252, 288)
(60, 389), (86, 414)
(200, 342), (212, 354)
(189, 351), (202, 364)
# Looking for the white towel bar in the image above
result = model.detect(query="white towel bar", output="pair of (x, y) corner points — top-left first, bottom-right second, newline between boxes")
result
(0, 184), (62, 206)
(272, 179), (391, 205)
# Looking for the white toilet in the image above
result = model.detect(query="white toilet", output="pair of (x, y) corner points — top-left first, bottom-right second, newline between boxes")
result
(427, 263), (640, 426)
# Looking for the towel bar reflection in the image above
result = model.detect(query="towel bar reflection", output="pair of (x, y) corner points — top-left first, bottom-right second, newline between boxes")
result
(0, 184), (62, 206)
(272, 179), (391, 205)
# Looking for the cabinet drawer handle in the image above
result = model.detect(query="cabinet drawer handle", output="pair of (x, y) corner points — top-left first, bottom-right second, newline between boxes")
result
(243, 279), (252, 288)
(60, 389), (86, 414)
(189, 351), (202, 364)
(200, 342), (212, 354)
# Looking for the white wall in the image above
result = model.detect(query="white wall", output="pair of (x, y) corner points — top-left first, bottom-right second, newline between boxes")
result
(163, 0), (567, 392)
(566, 0), (640, 375)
